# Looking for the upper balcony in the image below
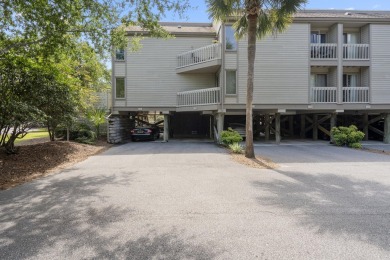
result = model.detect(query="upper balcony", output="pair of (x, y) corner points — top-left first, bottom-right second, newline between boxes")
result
(310, 43), (370, 60)
(176, 43), (222, 74)
(177, 87), (221, 107)
(311, 44), (338, 60)
(343, 44), (370, 60)
(311, 86), (369, 104)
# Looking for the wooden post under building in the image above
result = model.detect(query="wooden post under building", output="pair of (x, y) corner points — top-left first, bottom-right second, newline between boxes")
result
(275, 113), (281, 144)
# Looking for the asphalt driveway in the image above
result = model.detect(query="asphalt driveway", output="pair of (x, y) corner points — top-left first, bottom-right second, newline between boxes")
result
(1, 141), (390, 259)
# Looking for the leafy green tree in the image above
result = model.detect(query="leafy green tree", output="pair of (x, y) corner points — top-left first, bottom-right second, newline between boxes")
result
(0, 0), (190, 56)
(86, 108), (108, 138)
(0, 38), (108, 152)
(207, 0), (306, 158)
(0, 54), (46, 153)
(53, 42), (110, 111)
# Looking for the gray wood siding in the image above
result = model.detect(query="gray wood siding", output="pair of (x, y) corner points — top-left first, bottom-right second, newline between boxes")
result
(125, 37), (216, 107)
(362, 67), (369, 87)
(115, 100), (126, 107)
(329, 67), (337, 87)
(114, 63), (126, 76)
(370, 24), (390, 104)
(328, 24), (338, 43)
(225, 53), (237, 70)
(238, 23), (310, 104)
(361, 25), (370, 44)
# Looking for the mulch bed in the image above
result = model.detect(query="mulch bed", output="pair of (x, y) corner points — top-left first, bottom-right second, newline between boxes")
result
(0, 140), (112, 190)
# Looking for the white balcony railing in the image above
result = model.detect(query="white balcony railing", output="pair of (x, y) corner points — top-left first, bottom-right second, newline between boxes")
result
(177, 87), (220, 107)
(177, 43), (221, 68)
(310, 44), (337, 59)
(343, 44), (370, 60)
(343, 87), (369, 103)
(311, 87), (337, 103)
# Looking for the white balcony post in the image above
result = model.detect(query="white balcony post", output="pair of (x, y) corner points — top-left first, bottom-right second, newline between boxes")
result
(337, 23), (344, 104)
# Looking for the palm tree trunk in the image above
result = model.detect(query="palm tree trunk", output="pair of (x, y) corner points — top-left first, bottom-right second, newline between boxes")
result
(245, 13), (257, 158)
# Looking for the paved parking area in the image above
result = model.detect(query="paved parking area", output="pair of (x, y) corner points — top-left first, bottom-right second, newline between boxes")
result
(1, 141), (390, 259)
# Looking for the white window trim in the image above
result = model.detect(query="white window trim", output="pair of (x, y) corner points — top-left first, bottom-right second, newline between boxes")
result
(225, 70), (237, 95)
(115, 77), (126, 99)
(225, 25), (237, 52)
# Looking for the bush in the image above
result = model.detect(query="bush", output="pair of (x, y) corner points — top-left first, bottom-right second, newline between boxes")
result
(229, 142), (244, 154)
(75, 129), (97, 144)
(349, 142), (362, 149)
(331, 125), (365, 148)
(55, 122), (97, 144)
(220, 128), (243, 145)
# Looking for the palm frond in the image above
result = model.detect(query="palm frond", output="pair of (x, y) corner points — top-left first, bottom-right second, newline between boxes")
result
(233, 15), (248, 39)
(256, 10), (273, 39)
(206, 0), (242, 21)
(259, 0), (307, 37)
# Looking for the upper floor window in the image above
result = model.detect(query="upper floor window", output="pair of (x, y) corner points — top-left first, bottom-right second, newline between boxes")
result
(115, 78), (125, 99)
(116, 49), (125, 60)
(226, 70), (237, 94)
(311, 31), (326, 43)
(225, 26), (237, 51)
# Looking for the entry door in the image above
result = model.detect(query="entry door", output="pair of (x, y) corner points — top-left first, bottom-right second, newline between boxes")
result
(343, 33), (359, 44)
(343, 33), (359, 59)
(343, 74), (358, 87)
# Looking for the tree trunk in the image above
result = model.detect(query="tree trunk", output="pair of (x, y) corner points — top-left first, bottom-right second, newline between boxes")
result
(47, 124), (55, 141)
(245, 13), (257, 158)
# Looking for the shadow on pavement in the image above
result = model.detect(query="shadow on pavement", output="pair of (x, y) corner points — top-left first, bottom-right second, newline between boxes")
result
(252, 170), (390, 251)
(0, 172), (220, 259)
(91, 228), (220, 259)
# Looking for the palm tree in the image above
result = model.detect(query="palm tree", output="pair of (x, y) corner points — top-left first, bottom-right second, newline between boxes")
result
(207, 0), (307, 158)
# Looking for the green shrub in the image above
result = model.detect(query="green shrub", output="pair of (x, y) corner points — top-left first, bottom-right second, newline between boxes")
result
(55, 121), (97, 144)
(220, 128), (243, 145)
(229, 142), (244, 154)
(331, 125), (364, 148)
(349, 142), (362, 149)
(75, 129), (96, 144)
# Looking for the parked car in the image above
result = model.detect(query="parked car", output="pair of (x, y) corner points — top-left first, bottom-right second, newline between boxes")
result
(131, 126), (160, 141)
(229, 123), (246, 138)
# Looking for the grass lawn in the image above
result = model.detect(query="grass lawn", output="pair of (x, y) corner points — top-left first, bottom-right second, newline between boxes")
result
(14, 128), (49, 144)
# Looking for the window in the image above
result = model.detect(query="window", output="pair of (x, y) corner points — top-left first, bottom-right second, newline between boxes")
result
(115, 78), (125, 99)
(343, 33), (359, 44)
(225, 26), (237, 50)
(116, 49), (125, 60)
(311, 74), (328, 87)
(311, 31), (326, 43)
(343, 74), (358, 87)
(226, 70), (236, 94)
